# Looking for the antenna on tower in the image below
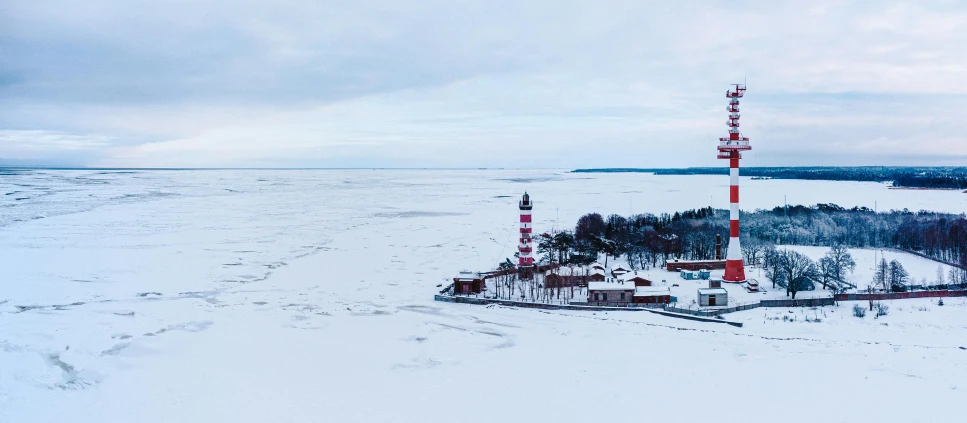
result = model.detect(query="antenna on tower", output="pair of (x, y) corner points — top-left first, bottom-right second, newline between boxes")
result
(717, 83), (752, 284)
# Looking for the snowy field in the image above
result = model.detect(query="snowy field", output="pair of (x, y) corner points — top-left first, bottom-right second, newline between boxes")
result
(780, 245), (960, 291)
(1, 169), (966, 422)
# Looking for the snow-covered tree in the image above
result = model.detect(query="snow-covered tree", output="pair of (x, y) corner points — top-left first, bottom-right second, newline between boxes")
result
(949, 267), (961, 286)
(827, 244), (856, 281)
(873, 258), (889, 291)
(741, 237), (765, 266)
(761, 245), (783, 288)
(775, 249), (818, 299)
(887, 260), (909, 292)
(818, 256), (836, 291)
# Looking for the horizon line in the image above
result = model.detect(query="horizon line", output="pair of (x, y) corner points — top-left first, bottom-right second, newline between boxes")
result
(2, 165), (965, 171)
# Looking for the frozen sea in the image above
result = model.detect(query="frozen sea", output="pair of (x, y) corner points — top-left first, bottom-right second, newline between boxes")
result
(1, 169), (966, 422)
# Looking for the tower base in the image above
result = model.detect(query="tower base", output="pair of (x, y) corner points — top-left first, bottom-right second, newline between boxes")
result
(722, 259), (746, 283)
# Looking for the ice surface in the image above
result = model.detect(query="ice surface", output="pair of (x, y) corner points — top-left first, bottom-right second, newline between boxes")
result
(1, 169), (965, 422)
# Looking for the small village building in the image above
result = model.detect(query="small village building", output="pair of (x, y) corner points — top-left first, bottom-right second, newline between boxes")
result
(697, 269), (711, 280)
(591, 263), (606, 271)
(453, 271), (485, 294)
(709, 279), (722, 288)
(698, 287), (728, 307)
(666, 259), (727, 272)
(587, 279), (635, 305)
(544, 266), (590, 288)
(589, 268), (607, 282)
(633, 286), (672, 305)
(611, 265), (630, 278)
(622, 271), (653, 287)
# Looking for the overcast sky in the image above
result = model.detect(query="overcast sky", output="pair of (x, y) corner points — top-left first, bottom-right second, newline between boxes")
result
(2, 1), (966, 168)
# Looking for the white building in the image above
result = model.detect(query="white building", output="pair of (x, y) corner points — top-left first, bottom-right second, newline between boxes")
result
(697, 287), (728, 307)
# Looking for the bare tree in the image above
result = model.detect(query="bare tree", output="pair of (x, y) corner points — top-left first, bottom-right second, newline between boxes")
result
(516, 276), (529, 300)
(936, 265), (946, 288)
(776, 249), (819, 299)
(887, 260), (909, 292)
(873, 258), (889, 291)
(741, 237), (765, 266)
(761, 246), (783, 288)
(949, 266), (961, 286)
(575, 213), (606, 243)
(818, 256), (836, 291)
(827, 244), (856, 282)
(496, 258), (517, 299)
(595, 237), (619, 268)
(866, 284), (876, 311)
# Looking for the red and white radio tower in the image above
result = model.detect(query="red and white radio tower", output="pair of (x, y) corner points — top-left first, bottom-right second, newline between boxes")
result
(718, 84), (751, 283)
(518, 192), (534, 270)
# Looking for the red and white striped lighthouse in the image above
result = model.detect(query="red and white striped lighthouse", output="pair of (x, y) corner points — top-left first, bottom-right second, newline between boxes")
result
(718, 84), (751, 283)
(518, 192), (534, 268)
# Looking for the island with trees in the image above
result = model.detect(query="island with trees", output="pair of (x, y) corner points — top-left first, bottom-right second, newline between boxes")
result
(572, 167), (967, 190)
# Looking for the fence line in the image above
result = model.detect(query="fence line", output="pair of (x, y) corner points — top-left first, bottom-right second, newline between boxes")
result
(665, 302), (761, 317)
(436, 287), (966, 322)
(835, 290), (967, 301)
(760, 297), (835, 307)
(435, 294), (743, 327)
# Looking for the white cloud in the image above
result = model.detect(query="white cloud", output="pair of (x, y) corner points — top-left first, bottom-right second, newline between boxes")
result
(0, 130), (112, 154)
(2, 1), (967, 167)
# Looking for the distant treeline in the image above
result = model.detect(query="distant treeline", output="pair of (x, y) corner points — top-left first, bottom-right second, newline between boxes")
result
(534, 204), (967, 284)
(572, 167), (967, 190)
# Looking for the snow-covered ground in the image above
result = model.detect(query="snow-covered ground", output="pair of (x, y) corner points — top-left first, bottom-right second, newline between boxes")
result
(780, 245), (959, 290)
(515, 243), (961, 309)
(1, 169), (965, 422)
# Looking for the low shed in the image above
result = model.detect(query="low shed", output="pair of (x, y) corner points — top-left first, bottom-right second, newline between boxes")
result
(698, 287), (728, 307)
(453, 271), (484, 294)
(633, 286), (671, 305)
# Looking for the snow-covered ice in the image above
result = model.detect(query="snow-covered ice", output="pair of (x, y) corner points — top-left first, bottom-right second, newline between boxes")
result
(1, 169), (965, 422)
